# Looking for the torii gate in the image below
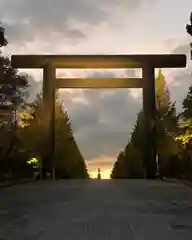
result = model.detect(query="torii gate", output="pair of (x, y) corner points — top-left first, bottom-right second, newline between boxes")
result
(11, 54), (186, 179)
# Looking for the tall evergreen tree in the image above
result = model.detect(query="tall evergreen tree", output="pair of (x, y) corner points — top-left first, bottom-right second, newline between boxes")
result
(111, 150), (126, 178)
(19, 93), (89, 179)
(176, 85), (192, 147)
(156, 69), (170, 109)
(111, 70), (179, 178)
(182, 85), (192, 119)
(0, 24), (29, 175)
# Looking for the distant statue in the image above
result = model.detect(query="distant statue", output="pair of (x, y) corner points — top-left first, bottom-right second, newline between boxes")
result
(97, 168), (101, 180)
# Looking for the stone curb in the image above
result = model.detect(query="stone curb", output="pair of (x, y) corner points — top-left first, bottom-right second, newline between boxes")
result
(163, 178), (192, 188)
(0, 179), (35, 189)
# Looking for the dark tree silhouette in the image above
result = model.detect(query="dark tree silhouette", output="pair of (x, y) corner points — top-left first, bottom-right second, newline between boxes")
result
(0, 24), (8, 47)
(182, 85), (192, 119)
(0, 24), (29, 176)
(186, 12), (192, 36)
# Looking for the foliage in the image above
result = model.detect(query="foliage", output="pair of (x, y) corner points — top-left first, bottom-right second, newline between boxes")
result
(174, 84), (192, 181)
(186, 12), (192, 36)
(111, 70), (180, 179)
(176, 85), (192, 147)
(111, 143), (144, 179)
(0, 24), (30, 178)
(182, 85), (192, 119)
(0, 24), (7, 48)
(176, 119), (192, 145)
(0, 56), (28, 108)
(19, 93), (89, 179)
(27, 157), (41, 169)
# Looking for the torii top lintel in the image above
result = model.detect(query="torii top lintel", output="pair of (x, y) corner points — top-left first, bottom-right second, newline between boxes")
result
(11, 54), (186, 69)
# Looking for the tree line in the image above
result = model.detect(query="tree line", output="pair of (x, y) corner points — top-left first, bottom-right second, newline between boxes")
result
(111, 70), (192, 180)
(0, 25), (89, 180)
(111, 13), (192, 180)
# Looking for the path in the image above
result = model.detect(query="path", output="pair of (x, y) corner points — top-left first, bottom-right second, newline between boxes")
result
(0, 180), (192, 239)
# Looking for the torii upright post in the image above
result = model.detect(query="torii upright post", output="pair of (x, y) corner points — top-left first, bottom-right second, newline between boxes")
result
(142, 63), (157, 178)
(43, 63), (56, 180)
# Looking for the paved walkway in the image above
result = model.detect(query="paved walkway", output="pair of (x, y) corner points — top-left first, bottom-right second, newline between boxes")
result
(0, 179), (34, 188)
(0, 180), (192, 240)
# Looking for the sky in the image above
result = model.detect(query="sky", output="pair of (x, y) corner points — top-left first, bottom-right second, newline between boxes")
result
(0, 0), (192, 178)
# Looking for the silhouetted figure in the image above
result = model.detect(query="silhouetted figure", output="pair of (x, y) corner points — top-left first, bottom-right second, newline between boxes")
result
(97, 168), (101, 180)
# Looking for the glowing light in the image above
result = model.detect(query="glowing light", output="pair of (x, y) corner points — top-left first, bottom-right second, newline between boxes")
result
(90, 168), (111, 179)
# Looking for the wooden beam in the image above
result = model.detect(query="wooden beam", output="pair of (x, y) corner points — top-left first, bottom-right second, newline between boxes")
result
(11, 54), (186, 69)
(142, 64), (157, 178)
(43, 64), (56, 180)
(55, 78), (143, 89)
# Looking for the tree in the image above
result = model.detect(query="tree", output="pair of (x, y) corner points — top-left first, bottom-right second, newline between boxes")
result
(0, 24), (7, 48)
(123, 143), (144, 178)
(182, 85), (192, 119)
(111, 143), (144, 179)
(19, 92), (89, 179)
(111, 150), (126, 178)
(156, 69), (170, 109)
(153, 70), (179, 177)
(131, 111), (145, 150)
(171, 13), (192, 181)
(112, 70), (179, 178)
(0, 24), (29, 177)
(0, 24), (28, 112)
(175, 85), (192, 181)
(186, 12), (192, 36)
(176, 85), (192, 148)
(54, 99), (88, 178)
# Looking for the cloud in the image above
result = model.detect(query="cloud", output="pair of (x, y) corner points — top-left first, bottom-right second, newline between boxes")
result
(169, 69), (192, 111)
(59, 87), (142, 161)
(167, 43), (192, 111)
(86, 156), (116, 169)
(0, 0), (155, 44)
(21, 74), (42, 103)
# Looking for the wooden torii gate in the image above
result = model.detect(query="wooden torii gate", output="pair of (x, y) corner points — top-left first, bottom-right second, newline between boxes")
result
(11, 54), (186, 179)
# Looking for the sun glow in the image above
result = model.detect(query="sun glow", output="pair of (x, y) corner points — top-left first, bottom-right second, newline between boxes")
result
(90, 168), (111, 179)
(86, 156), (115, 179)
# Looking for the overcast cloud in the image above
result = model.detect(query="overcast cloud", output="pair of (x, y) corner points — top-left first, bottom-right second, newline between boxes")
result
(0, 0), (154, 44)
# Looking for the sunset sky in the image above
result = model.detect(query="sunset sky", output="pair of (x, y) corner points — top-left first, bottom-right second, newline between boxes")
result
(1, 0), (192, 178)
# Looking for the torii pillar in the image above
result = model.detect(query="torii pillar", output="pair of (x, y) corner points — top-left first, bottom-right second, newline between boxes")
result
(43, 64), (56, 180)
(142, 64), (156, 178)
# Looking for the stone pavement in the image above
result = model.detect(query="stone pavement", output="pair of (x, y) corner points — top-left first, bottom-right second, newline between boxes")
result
(0, 179), (192, 240)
